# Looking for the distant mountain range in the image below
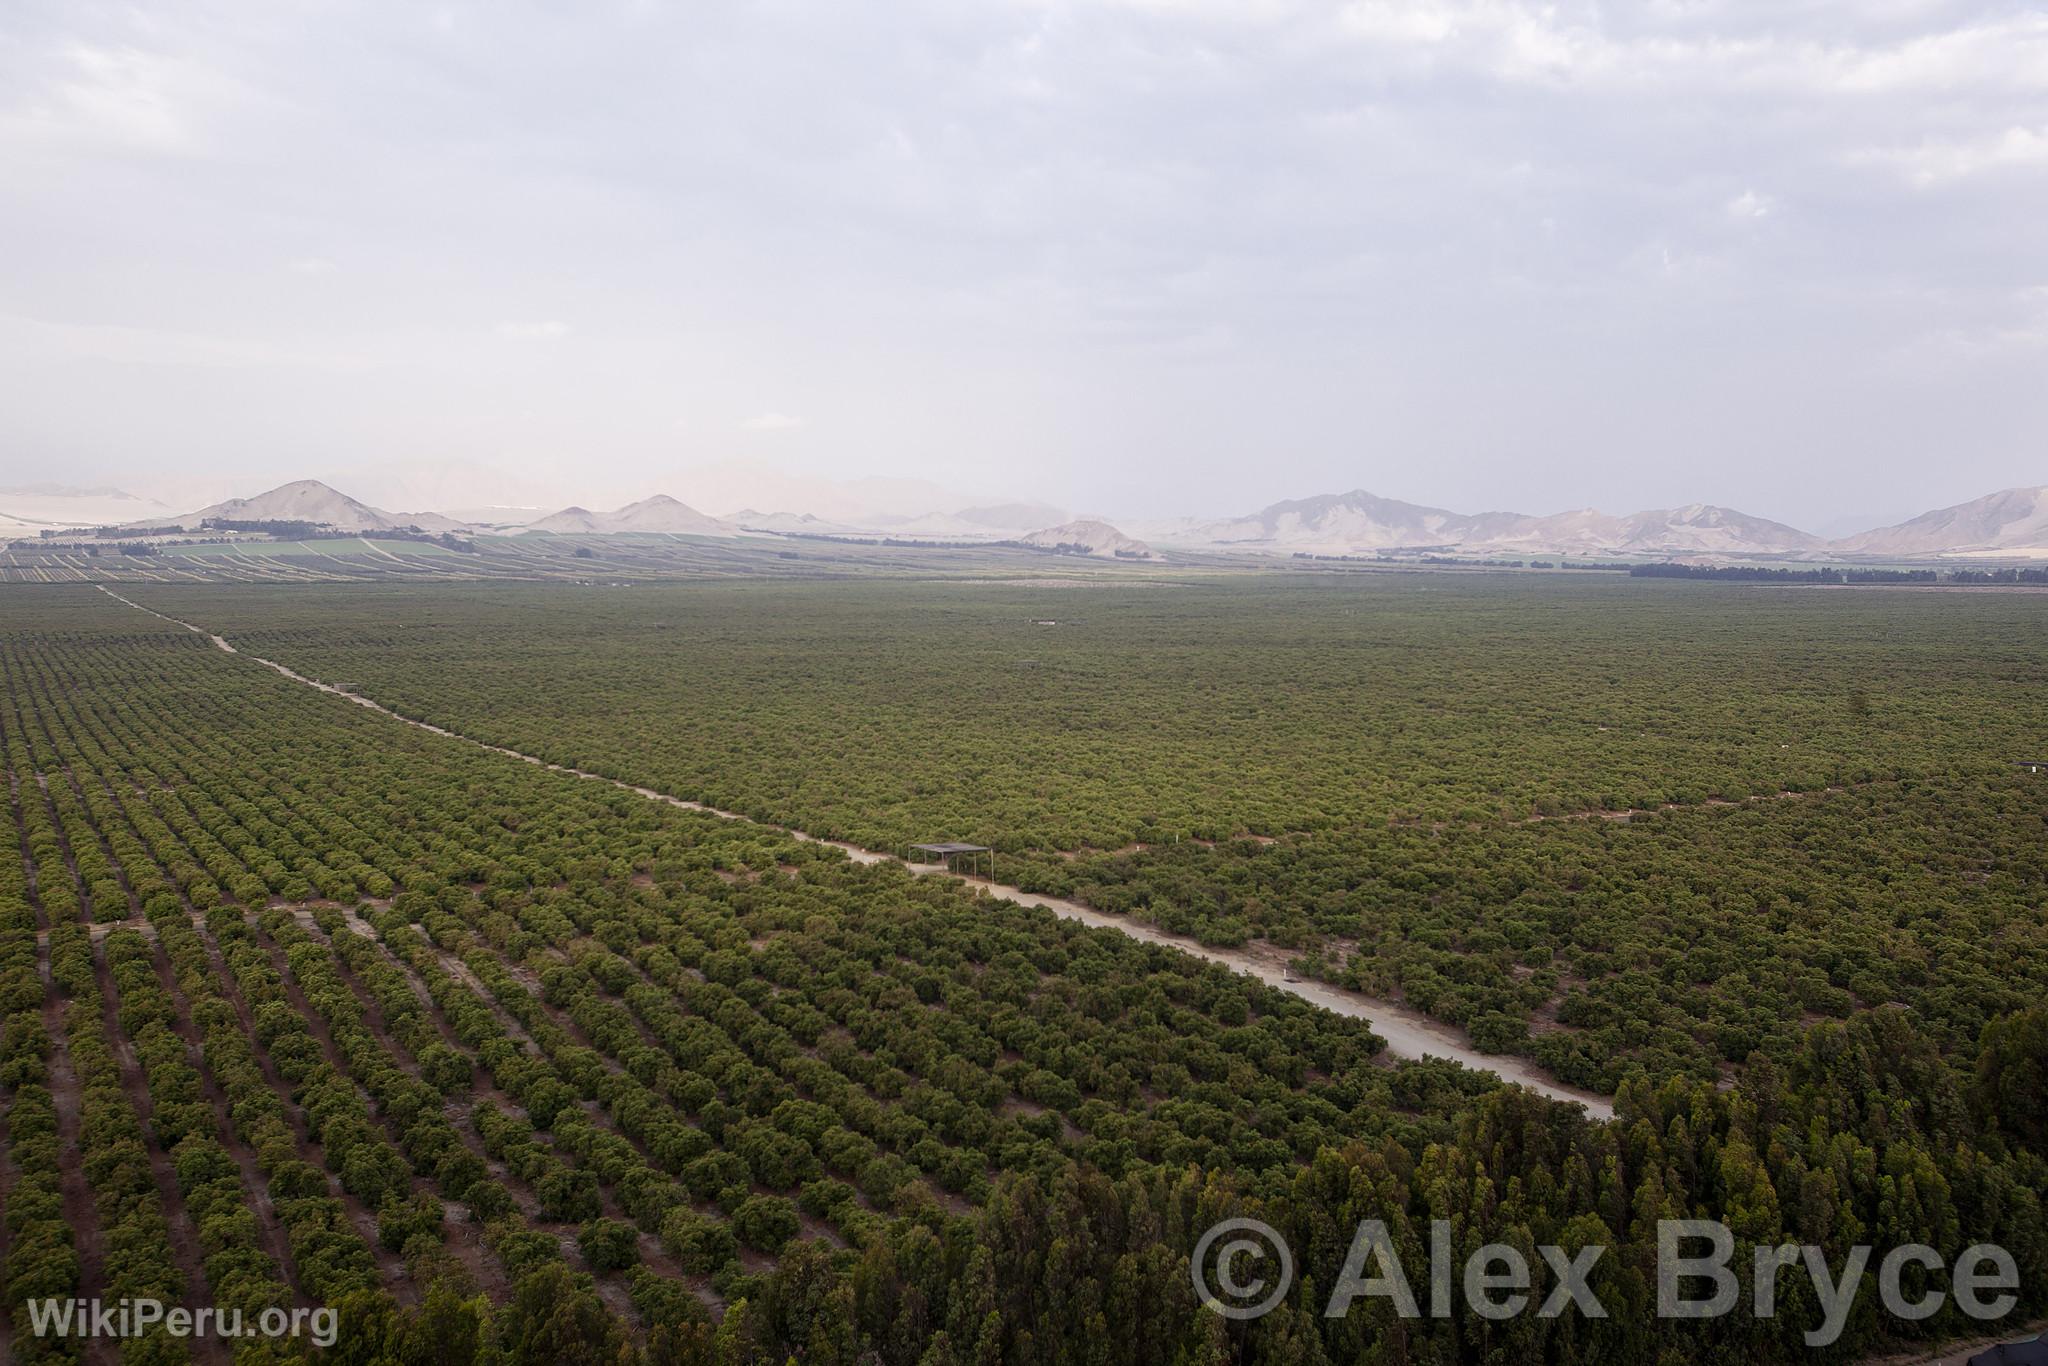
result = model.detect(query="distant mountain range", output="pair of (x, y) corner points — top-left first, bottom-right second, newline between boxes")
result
(729, 509), (865, 534)
(0, 483), (149, 499)
(524, 494), (734, 536)
(1, 485), (176, 534)
(76, 476), (2048, 563)
(1179, 492), (1822, 557)
(138, 479), (468, 534)
(1012, 520), (1160, 560)
(111, 480), (1129, 553)
(521, 494), (1077, 541)
(1830, 485), (2048, 558)
(1161, 486), (2048, 561)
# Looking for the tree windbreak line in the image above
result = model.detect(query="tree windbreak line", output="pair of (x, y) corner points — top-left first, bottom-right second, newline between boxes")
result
(0, 581), (2040, 1365)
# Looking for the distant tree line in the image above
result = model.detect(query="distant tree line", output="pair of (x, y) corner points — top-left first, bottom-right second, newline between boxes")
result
(89, 523), (185, 538)
(205, 517), (344, 537)
(200, 518), (474, 551)
(1630, 564), (1940, 583)
(789, 533), (967, 549)
(1951, 566), (2048, 584)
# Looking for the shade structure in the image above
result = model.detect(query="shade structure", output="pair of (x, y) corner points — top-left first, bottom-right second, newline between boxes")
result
(907, 842), (994, 878)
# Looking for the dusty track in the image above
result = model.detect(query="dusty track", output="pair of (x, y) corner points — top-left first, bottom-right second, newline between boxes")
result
(37, 938), (114, 1366)
(55, 748), (315, 1304)
(184, 909), (411, 1296)
(90, 931), (229, 1365)
(279, 910), (527, 1303)
(242, 911), (492, 1301)
(0, 1070), (14, 1364)
(96, 586), (1615, 1119)
(323, 906), (728, 1318)
(144, 925), (310, 1305)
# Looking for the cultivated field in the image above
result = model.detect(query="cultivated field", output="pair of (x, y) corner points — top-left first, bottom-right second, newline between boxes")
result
(1, 575), (2044, 1364)
(0, 535), (1208, 585)
(136, 576), (2048, 1087)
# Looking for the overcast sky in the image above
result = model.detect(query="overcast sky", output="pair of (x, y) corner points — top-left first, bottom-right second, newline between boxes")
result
(2, 0), (2044, 528)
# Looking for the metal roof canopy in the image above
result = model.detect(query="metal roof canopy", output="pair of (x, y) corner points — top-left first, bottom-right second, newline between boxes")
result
(906, 842), (996, 880)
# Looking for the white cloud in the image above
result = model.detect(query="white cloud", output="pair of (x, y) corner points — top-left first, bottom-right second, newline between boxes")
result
(1725, 189), (1771, 220)
(1321, 2), (2048, 96)
(0, 38), (256, 157)
(7, 0), (2048, 523)
(1862, 125), (2048, 186)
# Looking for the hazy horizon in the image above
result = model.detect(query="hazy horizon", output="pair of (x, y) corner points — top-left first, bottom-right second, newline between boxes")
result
(2, 462), (2009, 547)
(4, 1), (2045, 530)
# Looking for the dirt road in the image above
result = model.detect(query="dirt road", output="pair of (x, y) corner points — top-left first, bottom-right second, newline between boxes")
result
(95, 585), (1615, 1118)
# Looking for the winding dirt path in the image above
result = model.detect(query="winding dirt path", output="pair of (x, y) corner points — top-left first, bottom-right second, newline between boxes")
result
(95, 586), (1614, 1119)
(143, 925), (310, 1306)
(37, 936), (114, 1366)
(184, 908), (410, 1296)
(241, 910), (493, 1303)
(90, 931), (228, 1366)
